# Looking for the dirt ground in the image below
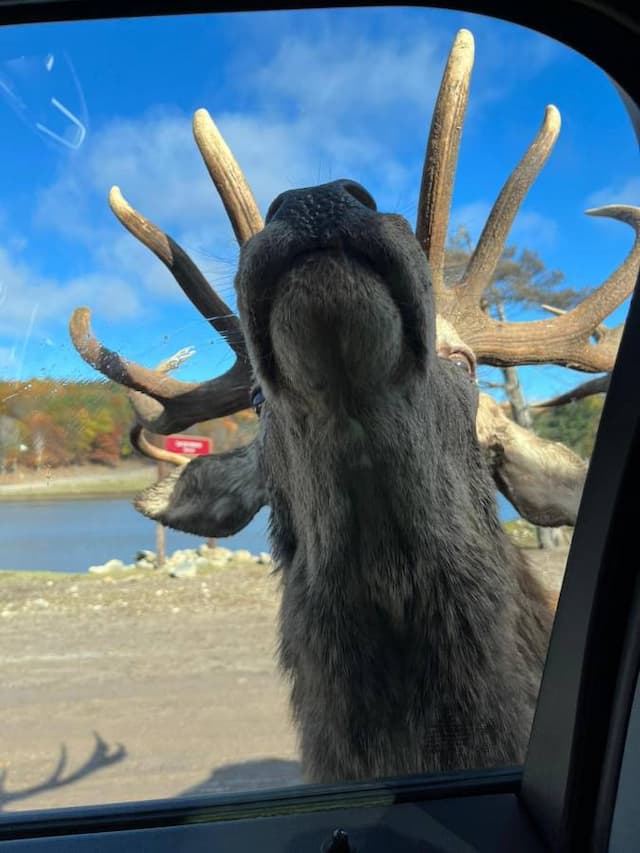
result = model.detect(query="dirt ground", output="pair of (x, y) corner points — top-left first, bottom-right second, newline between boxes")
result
(0, 548), (568, 815)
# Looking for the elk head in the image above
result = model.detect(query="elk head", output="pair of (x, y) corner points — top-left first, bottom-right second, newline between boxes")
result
(69, 29), (640, 535)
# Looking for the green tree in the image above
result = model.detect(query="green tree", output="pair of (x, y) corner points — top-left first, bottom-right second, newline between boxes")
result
(533, 396), (604, 460)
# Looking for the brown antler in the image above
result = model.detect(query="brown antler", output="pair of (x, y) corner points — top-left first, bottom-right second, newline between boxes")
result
(128, 351), (193, 466)
(193, 109), (264, 244)
(533, 374), (610, 409)
(108, 187), (245, 353)
(418, 30), (640, 374)
(477, 391), (587, 526)
(416, 28), (474, 297)
(69, 111), (263, 435)
(129, 423), (191, 466)
(70, 30), (640, 450)
(69, 307), (250, 433)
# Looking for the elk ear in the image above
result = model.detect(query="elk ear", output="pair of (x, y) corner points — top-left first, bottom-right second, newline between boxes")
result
(476, 392), (588, 527)
(134, 441), (266, 537)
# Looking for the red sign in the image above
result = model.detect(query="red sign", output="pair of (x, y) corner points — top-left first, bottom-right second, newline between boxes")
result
(164, 435), (212, 456)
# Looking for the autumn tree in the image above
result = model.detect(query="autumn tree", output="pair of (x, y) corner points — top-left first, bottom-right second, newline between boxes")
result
(0, 379), (135, 471)
(23, 411), (70, 469)
(0, 414), (20, 473)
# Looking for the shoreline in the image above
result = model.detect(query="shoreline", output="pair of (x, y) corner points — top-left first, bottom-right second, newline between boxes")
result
(0, 463), (156, 502)
(0, 490), (147, 503)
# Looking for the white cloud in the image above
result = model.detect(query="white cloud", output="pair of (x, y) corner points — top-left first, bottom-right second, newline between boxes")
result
(251, 31), (445, 123)
(31, 102), (418, 312)
(21, 17), (567, 369)
(0, 245), (141, 340)
(586, 176), (640, 209)
(464, 24), (561, 108)
(36, 110), (220, 236)
(33, 26), (474, 259)
(449, 201), (557, 252)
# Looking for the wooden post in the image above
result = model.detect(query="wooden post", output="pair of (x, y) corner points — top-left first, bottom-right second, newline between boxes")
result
(155, 459), (167, 567)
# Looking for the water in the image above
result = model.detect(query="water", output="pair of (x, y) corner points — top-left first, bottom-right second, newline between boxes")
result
(1, 495), (517, 574)
(0, 499), (270, 573)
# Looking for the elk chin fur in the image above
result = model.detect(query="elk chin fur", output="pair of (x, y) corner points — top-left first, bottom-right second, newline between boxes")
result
(266, 252), (409, 407)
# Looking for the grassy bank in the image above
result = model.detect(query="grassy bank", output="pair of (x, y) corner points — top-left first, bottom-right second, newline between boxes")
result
(0, 464), (156, 502)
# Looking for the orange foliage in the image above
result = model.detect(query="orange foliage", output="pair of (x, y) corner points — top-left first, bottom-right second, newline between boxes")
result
(0, 378), (259, 469)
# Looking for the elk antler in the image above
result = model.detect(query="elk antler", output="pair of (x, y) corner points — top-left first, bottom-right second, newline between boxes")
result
(416, 28), (474, 297)
(129, 423), (191, 466)
(532, 374), (610, 410)
(69, 30), (639, 482)
(127, 350), (193, 466)
(69, 110), (263, 435)
(477, 392), (587, 526)
(418, 29), (640, 374)
(69, 306), (250, 433)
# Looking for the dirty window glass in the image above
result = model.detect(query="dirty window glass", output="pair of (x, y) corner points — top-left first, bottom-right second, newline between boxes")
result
(0, 7), (637, 811)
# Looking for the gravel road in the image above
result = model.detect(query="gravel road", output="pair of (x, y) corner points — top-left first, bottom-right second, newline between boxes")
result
(0, 548), (568, 813)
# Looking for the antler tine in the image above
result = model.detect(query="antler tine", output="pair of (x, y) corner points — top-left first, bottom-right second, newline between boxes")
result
(461, 105), (561, 300)
(416, 28), (474, 296)
(127, 353), (193, 466)
(108, 187), (246, 358)
(69, 307), (252, 433)
(126, 347), (197, 432)
(572, 206), (640, 325)
(130, 424), (190, 466)
(540, 305), (624, 343)
(69, 307), (199, 397)
(453, 204), (640, 372)
(193, 109), (264, 246)
(69, 110), (266, 437)
(533, 374), (610, 409)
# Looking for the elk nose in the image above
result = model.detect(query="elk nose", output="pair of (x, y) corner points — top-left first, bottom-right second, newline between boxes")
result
(264, 179), (377, 229)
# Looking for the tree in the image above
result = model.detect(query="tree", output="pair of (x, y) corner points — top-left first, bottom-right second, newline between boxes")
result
(23, 411), (70, 469)
(533, 396), (604, 460)
(89, 427), (124, 467)
(0, 414), (20, 473)
(445, 228), (591, 548)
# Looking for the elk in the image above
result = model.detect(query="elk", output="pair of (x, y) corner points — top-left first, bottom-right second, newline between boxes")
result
(69, 30), (640, 782)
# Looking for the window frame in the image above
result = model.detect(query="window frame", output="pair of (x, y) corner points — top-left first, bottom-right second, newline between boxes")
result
(0, 1), (639, 849)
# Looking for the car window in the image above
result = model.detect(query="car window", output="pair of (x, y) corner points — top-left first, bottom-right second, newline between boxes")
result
(0, 6), (638, 813)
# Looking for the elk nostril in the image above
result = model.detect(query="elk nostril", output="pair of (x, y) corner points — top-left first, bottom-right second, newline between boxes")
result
(341, 180), (377, 211)
(265, 193), (286, 224)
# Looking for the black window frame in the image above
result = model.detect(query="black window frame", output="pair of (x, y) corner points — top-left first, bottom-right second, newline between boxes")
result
(0, 2), (639, 849)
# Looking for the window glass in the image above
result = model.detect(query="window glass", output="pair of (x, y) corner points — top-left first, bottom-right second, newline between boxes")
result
(0, 7), (637, 811)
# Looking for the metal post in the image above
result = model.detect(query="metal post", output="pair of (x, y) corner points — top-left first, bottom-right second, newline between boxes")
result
(155, 459), (167, 568)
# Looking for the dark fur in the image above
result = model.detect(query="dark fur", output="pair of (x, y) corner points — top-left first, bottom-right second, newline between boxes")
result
(137, 180), (553, 783)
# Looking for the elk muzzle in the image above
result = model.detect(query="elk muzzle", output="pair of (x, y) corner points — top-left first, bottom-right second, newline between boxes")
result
(235, 180), (434, 405)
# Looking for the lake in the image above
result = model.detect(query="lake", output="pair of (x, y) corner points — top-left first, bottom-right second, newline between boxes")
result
(1, 499), (271, 573)
(0, 495), (517, 574)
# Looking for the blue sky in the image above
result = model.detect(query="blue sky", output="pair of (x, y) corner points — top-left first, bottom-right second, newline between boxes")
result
(0, 7), (638, 404)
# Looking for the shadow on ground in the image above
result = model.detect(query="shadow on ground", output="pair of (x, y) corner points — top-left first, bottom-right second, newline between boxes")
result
(0, 732), (126, 811)
(180, 757), (303, 797)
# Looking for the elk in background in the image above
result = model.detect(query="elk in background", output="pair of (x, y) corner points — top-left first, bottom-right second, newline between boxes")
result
(69, 30), (640, 781)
